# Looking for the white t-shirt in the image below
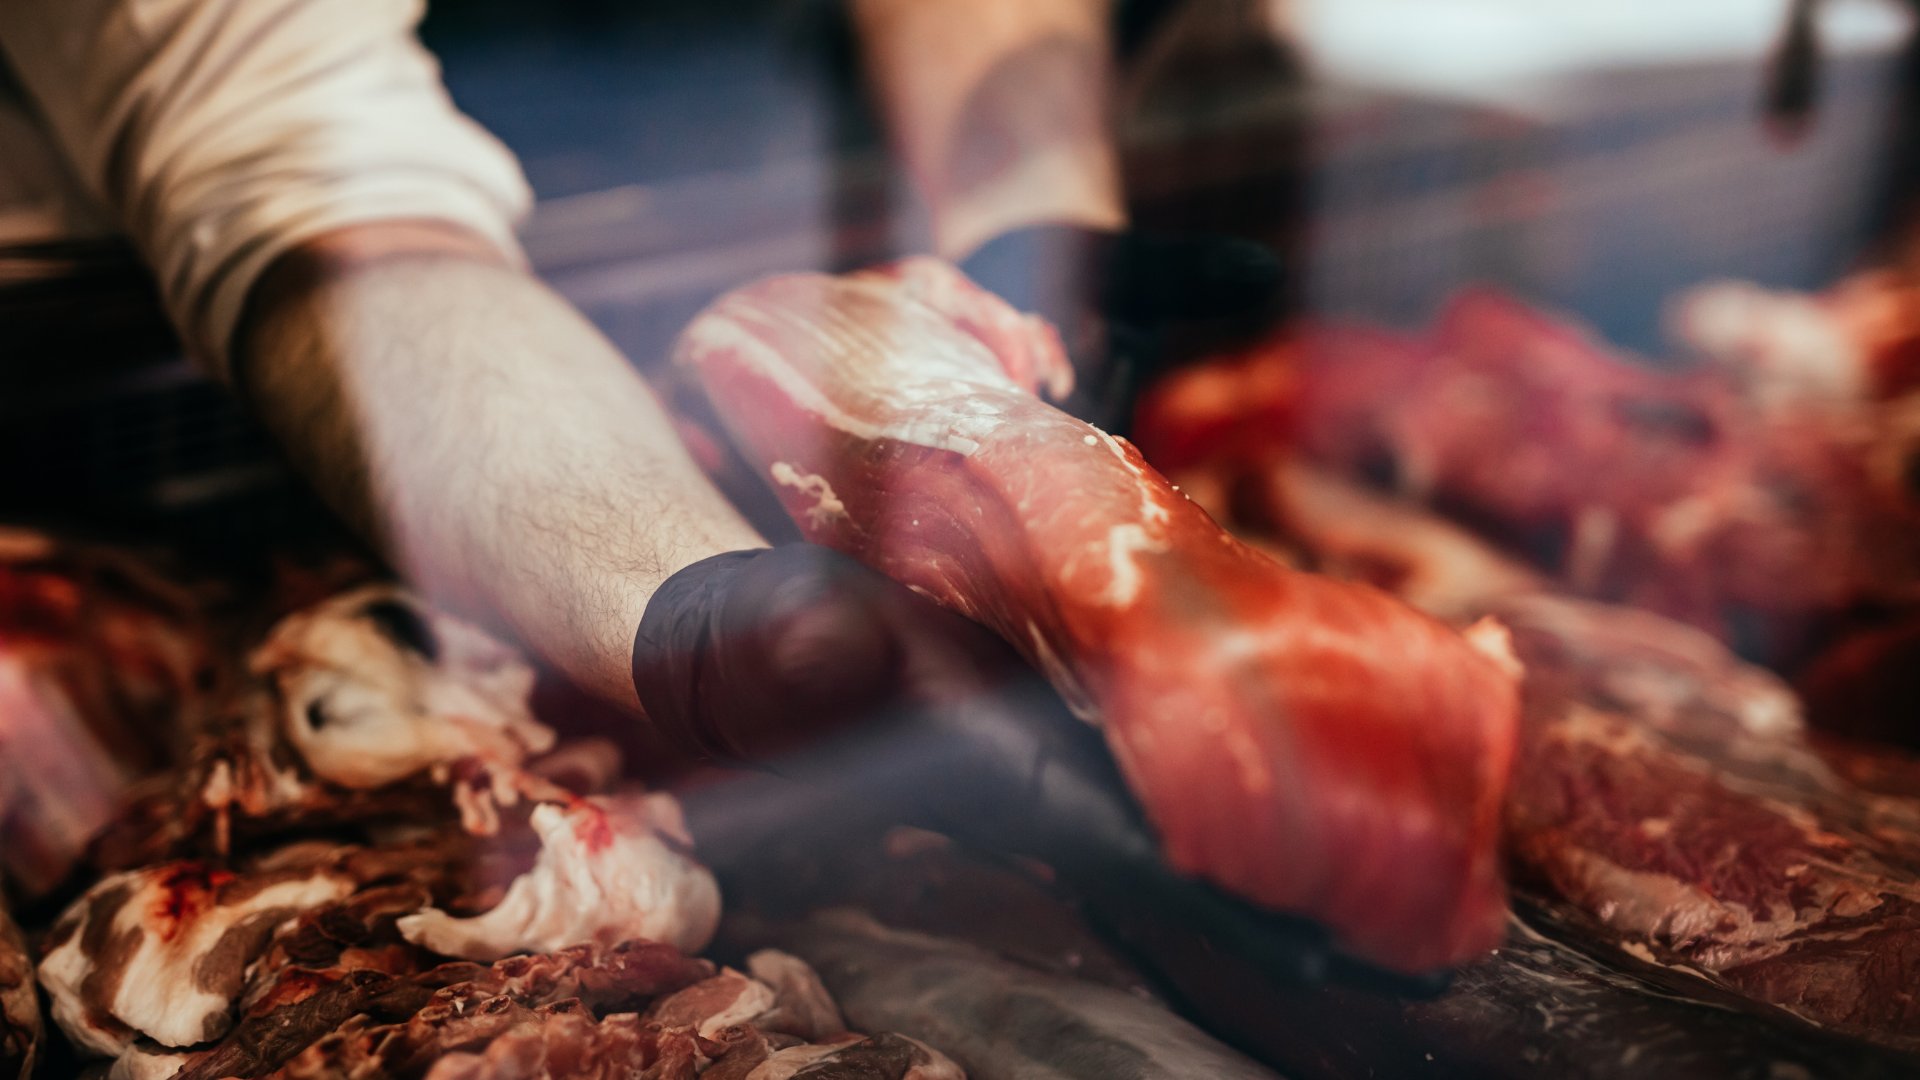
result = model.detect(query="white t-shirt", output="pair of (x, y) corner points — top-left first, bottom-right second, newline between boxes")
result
(0, 0), (532, 377)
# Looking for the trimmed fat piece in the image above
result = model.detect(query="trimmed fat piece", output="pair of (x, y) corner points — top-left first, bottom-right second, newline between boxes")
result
(38, 857), (356, 1054)
(398, 794), (721, 959)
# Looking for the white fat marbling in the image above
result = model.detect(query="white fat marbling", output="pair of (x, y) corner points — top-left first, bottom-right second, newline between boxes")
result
(398, 795), (720, 960)
(771, 462), (849, 528)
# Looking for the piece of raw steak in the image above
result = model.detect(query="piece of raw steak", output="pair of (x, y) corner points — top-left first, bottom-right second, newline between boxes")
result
(674, 258), (1520, 973)
(1499, 596), (1920, 1055)
(1202, 464), (1920, 1053)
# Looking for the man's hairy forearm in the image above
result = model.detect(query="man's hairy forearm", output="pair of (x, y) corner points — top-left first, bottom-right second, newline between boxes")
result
(236, 222), (763, 708)
(854, 0), (1124, 257)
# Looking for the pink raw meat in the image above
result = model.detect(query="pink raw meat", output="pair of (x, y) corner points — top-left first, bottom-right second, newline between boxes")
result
(674, 259), (1521, 972)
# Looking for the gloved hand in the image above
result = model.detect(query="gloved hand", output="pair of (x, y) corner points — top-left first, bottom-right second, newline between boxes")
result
(633, 543), (1447, 995)
(959, 225), (1285, 432)
(633, 543), (1154, 867)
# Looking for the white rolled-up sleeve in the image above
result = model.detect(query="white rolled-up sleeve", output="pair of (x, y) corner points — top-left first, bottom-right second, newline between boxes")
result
(0, 0), (533, 376)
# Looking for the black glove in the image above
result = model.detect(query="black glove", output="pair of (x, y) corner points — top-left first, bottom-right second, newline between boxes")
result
(633, 545), (1127, 852)
(959, 225), (1285, 432)
(633, 543), (1447, 996)
(1763, 0), (1821, 144)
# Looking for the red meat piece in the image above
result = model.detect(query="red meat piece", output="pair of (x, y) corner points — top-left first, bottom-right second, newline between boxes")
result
(674, 259), (1521, 973)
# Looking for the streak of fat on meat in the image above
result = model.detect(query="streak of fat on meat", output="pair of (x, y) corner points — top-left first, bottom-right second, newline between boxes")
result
(1073, 429), (1171, 610)
(744, 1040), (863, 1080)
(1044, 426), (1175, 607)
(1550, 841), (1887, 973)
(739, 1033), (964, 1080)
(1463, 618), (1525, 680)
(647, 969), (777, 1038)
(1093, 429), (1172, 528)
(680, 278), (1030, 459)
(1098, 524), (1165, 608)
(770, 462), (849, 529)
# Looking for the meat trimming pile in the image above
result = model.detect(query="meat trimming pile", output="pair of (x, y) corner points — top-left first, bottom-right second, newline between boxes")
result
(0, 549), (964, 1080)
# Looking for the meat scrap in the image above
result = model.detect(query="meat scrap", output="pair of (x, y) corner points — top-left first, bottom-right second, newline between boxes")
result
(0, 530), (213, 898)
(676, 258), (1520, 974)
(165, 968), (441, 1080)
(43, 826), (471, 1071)
(780, 1033), (964, 1080)
(250, 584), (554, 793)
(402, 1006), (703, 1080)
(400, 794), (721, 960)
(90, 586), (585, 873)
(37, 846), (371, 1056)
(248, 583), (566, 837)
(644, 970), (776, 1038)
(1500, 597), (1920, 1054)
(40, 806), (729, 1075)
(0, 901), (38, 1080)
(743, 950), (845, 1042)
(47, 818), (932, 1079)
(86, 696), (462, 874)
(1208, 465), (1920, 1053)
